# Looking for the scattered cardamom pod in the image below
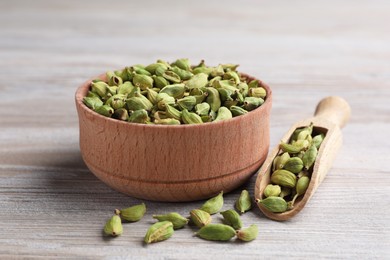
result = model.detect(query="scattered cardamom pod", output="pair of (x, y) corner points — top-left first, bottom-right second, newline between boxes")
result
(195, 224), (236, 241)
(200, 191), (224, 214)
(235, 190), (252, 214)
(115, 203), (146, 222)
(104, 215), (123, 237)
(220, 209), (243, 230)
(153, 212), (189, 229)
(144, 221), (174, 244)
(190, 209), (212, 228)
(236, 224), (259, 242)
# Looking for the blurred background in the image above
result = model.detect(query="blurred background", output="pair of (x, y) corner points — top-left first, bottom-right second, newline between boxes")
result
(0, 0), (389, 258)
(1, 0), (388, 167)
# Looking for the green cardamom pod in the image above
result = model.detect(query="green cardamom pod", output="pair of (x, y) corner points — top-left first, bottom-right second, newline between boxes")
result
(115, 203), (146, 222)
(113, 108), (129, 121)
(156, 93), (176, 110)
(190, 209), (212, 228)
(156, 59), (171, 68)
(213, 79), (237, 92)
(291, 123), (313, 141)
(283, 157), (304, 174)
(248, 79), (259, 89)
(210, 65), (225, 78)
(194, 92), (209, 104)
(145, 63), (168, 75)
(220, 209), (242, 230)
(159, 84), (185, 99)
(104, 215), (123, 237)
(296, 175), (310, 196)
(206, 87), (222, 112)
(146, 88), (159, 105)
(131, 66), (152, 76)
(214, 107), (233, 122)
(235, 190), (252, 214)
(107, 71), (123, 86)
(221, 63), (239, 71)
(126, 96), (153, 111)
(114, 68), (129, 82)
(171, 58), (191, 71)
(248, 87), (266, 98)
(144, 221), (174, 244)
(86, 90), (100, 98)
(83, 96), (103, 110)
(290, 175), (311, 208)
(177, 96), (197, 111)
(165, 104), (182, 121)
(312, 133), (325, 149)
(271, 169), (297, 188)
(302, 144), (318, 170)
(185, 73), (208, 89)
(163, 70), (181, 83)
(109, 94), (126, 110)
(152, 75), (170, 89)
(200, 191), (224, 214)
(195, 224), (236, 241)
(193, 66), (213, 75)
(279, 140), (308, 154)
(171, 66), (194, 80)
(257, 196), (288, 213)
(277, 152), (290, 169)
(117, 82), (135, 96)
(154, 118), (181, 125)
(217, 88), (234, 102)
(182, 109), (203, 124)
(237, 82), (249, 96)
(243, 97), (264, 111)
(297, 129), (310, 141)
(236, 224), (258, 242)
(153, 213), (188, 229)
(95, 105), (114, 117)
(195, 102), (211, 116)
(90, 81), (109, 98)
(223, 71), (240, 84)
(201, 115), (212, 123)
(132, 74), (153, 90)
(230, 105), (248, 117)
(263, 184), (281, 197)
(128, 109), (150, 124)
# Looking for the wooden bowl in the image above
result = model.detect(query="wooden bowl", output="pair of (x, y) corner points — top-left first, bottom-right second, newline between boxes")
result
(75, 72), (272, 202)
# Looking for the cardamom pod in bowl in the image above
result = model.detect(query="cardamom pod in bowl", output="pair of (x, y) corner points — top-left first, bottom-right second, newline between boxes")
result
(75, 59), (272, 201)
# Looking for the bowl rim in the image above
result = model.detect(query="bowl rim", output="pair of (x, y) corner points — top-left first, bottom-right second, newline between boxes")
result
(75, 71), (272, 129)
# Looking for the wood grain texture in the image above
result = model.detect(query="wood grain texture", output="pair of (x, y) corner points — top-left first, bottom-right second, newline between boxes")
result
(1, 0), (389, 258)
(255, 96), (351, 220)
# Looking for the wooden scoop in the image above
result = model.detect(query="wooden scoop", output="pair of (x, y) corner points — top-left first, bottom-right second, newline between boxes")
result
(254, 96), (351, 221)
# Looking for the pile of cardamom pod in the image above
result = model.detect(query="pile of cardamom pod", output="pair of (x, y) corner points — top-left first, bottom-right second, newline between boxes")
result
(257, 123), (325, 213)
(83, 59), (267, 125)
(104, 190), (259, 243)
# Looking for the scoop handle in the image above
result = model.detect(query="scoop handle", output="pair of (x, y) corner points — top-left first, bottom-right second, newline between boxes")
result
(314, 96), (351, 129)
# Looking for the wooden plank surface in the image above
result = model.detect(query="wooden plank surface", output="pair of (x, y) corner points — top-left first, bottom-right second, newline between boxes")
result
(0, 0), (389, 258)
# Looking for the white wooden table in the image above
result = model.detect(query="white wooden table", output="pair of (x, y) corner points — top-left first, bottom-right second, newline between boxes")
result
(1, 0), (389, 258)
